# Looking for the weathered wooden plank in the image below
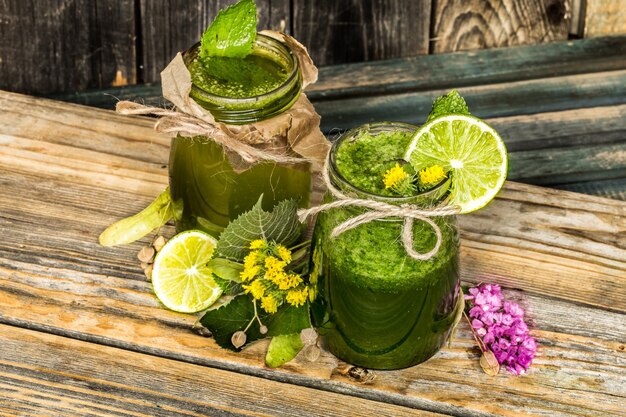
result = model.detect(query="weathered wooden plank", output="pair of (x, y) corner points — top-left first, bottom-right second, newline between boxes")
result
(48, 36), (626, 108)
(0, 241), (624, 417)
(509, 143), (626, 185)
(314, 69), (626, 132)
(0, 91), (625, 416)
(557, 178), (626, 201)
(584, 0), (626, 37)
(487, 104), (626, 152)
(0, 0), (136, 95)
(0, 325), (440, 417)
(431, 0), (572, 53)
(291, 0), (430, 66)
(139, 0), (290, 84)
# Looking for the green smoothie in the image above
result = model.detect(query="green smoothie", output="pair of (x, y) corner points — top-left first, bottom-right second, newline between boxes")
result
(169, 34), (309, 235)
(188, 54), (289, 99)
(312, 123), (461, 369)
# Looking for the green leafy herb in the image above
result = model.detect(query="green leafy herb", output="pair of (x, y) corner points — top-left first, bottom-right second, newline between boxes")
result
(265, 334), (303, 368)
(216, 197), (301, 262)
(266, 303), (310, 337)
(200, 0), (257, 59)
(99, 188), (173, 246)
(426, 89), (470, 122)
(199, 294), (310, 350)
(208, 257), (243, 282)
(200, 295), (266, 350)
(213, 276), (244, 296)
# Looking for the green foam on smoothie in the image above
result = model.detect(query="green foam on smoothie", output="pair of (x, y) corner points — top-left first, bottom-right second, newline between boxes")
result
(189, 53), (289, 99)
(334, 129), (415, 196)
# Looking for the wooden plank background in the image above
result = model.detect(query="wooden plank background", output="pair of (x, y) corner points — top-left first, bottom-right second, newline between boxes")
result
(584, 0), (626, 37)
(3, 0), (622, 95)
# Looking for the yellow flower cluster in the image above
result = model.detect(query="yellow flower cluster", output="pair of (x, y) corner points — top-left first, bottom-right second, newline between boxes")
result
(261, 295), (278, 314)
(419, 165), (446, 186)
(383, 163), (409, 189)
(240, 239), (314, 314)
(286, 287), (309, 307)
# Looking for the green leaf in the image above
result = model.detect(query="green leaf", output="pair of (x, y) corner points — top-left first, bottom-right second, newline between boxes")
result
(213, 276), (244, 296)
(216, 197), (301, 261)
(266, 304), (311, 337)
(99, 188), (172, 246)
(200, 0), (257, 59)
(265, 334), (303, 368)
(426, 89), (470, 122)
(199, 295), (267, 350)
(199, 294), (310, 350)
(208, 258), (243, 282)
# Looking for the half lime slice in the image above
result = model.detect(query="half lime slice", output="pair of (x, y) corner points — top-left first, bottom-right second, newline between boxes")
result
(404, 115), (507, 213)
(152, 230), (222, 313)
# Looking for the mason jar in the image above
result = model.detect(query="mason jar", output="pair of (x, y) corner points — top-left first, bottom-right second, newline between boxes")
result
(310, 122), (461, 370)
(169, 33), (310, 235)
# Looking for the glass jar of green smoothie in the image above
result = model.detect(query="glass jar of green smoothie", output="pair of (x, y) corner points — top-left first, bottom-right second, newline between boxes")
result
(311, 122), (461, 370)
(169, 33), (310, 234)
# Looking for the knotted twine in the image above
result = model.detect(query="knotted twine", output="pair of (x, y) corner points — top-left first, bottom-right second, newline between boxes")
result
(116, 101), (305, 165)
(297, 154), (460, 261)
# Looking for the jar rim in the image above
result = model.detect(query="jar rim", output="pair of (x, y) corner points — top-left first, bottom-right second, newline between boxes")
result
(183, 33), (301, 105)
(329, 122), (451, 205)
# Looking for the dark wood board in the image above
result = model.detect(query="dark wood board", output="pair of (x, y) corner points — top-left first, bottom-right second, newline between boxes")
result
(291, 0), (431, 65)
(431, 0), (572, 53)
(0, 0), (136, 95)
(314, 70), (626, 131)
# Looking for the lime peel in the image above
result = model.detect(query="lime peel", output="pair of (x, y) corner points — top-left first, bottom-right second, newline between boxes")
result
(152, 230), (223, 313)
(404, 114), (507, 214)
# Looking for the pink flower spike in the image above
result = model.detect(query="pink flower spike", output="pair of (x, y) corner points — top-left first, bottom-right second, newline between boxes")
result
(522, 337), (537, 352)
(505, 301), (524, 318)
(472, 319), (484, 329)
(465, 281), (536, 376)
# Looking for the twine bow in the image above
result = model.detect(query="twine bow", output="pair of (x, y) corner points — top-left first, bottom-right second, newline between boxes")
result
(298, 155), (459, 261)
(116, 101), (305, 165)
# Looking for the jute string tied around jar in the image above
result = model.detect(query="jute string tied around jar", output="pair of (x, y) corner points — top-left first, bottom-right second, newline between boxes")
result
(115, 102), (305, 165)
(297, 154), (460, 261)
(115, 30), (330, 171)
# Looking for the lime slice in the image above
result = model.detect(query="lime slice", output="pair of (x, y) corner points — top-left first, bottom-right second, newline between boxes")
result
(404, 115), (507, 213)
(152, 230), (222, 313)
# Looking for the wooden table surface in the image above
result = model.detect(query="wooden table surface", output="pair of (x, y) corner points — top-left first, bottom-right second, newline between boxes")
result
(0, 90), (625, 416)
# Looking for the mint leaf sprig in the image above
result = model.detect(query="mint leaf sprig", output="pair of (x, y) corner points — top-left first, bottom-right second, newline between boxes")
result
(200, 0), (257, 59)
(426, 89), (470, 122)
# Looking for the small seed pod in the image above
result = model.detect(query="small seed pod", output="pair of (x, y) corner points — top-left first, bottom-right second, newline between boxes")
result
(259, 325), (268, 335)
(140, 262), (149, 270)
(138, 246), (156, 263)
(303, 344), (321, 362)
(480, 351), (500, 376)
(231, 331), (247, 349)
(300, 328), (318, 346)
(143, 264), (153, 281)
(153, 235), (167, 252)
